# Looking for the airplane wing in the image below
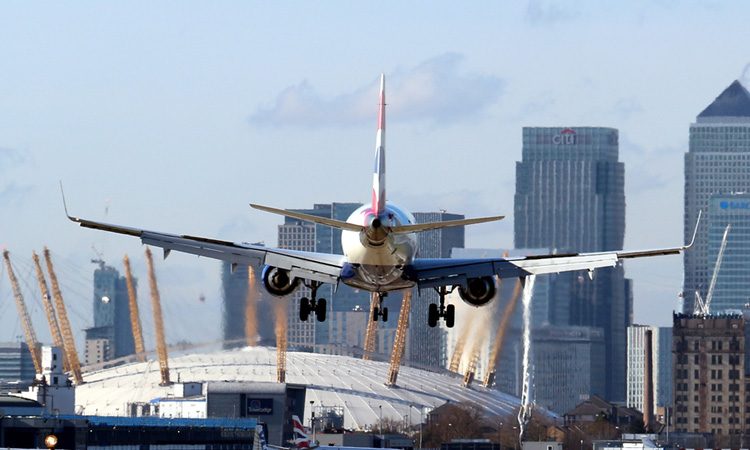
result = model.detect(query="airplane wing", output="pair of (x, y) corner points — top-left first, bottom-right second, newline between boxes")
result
(65, 214), (345, 285)
(411, 246), (684, 290)
(412, 212), (701, 290)
(411, 239), (696, 290)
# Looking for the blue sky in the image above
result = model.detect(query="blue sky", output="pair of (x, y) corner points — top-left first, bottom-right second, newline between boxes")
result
(1, 1), (749, 348)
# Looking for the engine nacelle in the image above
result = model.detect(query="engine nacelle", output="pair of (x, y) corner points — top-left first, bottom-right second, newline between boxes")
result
(458, 277), (497, 307)
(261, 265), (300, 297)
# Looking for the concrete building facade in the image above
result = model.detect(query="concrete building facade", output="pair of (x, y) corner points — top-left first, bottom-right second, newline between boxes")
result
(672, 313), (746, 435)
(626, 325), (673, 414)
(533, 325), (606, 414)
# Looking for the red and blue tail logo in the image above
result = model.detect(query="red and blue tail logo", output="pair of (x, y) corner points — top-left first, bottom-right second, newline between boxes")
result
(372, 74), (386, 217)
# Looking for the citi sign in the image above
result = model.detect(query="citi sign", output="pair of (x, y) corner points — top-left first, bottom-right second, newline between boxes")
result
(553, 128), (577, 145)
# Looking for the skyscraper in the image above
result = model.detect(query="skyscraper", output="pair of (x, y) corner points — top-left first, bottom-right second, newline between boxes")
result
(409, 212), (464, 369)
(84, 261), (135, 360)
(514, 126), (630, 402)
(221, 262), (275, 349)
(684, 80), (750, 313)
(277, 203), (373, 353)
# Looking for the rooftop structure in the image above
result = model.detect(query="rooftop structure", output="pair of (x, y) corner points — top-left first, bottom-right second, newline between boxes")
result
(75, 346), (552, 428)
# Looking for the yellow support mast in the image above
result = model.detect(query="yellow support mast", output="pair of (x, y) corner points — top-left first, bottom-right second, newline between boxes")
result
(123, 255), (146, 362)
(385, 290), (412, 387)
(362, 293), (379, 360)
(44, 248), (84, 384)
(483, 279), (522, 388)
(32, 252), (67, 371)
(3, 250), (42, 374)
(144, 247), (171, 385)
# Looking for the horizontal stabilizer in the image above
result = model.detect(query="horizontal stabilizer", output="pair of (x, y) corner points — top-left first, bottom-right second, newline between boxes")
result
(392, 215), (505, 234)
(250, 203), (362, 232)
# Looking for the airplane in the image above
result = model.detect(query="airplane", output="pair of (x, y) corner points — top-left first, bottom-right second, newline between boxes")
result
(64, 74), (699, 329)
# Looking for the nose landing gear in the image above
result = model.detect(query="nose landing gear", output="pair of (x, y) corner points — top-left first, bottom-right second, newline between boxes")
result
(299, 280), (327, 322)
(427, 286), (456, 328)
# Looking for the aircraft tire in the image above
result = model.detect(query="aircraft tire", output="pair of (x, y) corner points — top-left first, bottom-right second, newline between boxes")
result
(372, 306), (380, 321)
(381, 307), (388, 322)
(428, 303), (439, 327)
(445, 304), (456, 328)
(316, 298), (327, 322)
(300, 297), (310, 321)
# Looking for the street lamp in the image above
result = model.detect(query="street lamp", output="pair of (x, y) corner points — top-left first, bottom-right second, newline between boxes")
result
(310, 401), (316, 446)
(410, 405), (423, 449)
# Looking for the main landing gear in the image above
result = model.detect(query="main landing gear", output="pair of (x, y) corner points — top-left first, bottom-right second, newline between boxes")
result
(371, 292), (389, 322)
(428, 286), (455, 328)
(299, 281), (327, 322)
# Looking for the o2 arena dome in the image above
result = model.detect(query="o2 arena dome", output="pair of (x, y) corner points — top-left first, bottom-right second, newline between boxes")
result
(76, 346), (543, 429)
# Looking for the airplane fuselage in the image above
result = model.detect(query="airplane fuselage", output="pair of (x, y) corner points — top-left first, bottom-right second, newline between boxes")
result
(340, 202), (418, 292)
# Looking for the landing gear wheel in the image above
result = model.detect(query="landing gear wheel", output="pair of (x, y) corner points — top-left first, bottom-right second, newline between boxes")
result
(428, 303), (439, 328)
(300, 297), (311, 321)
(381, 307), (389, 322)
(445, 304), (456, 328)
(372, 306), (380, 321)
(315, 298), (327, 322)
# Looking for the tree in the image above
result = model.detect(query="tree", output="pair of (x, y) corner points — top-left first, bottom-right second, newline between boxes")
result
(422, 403), (488, 447)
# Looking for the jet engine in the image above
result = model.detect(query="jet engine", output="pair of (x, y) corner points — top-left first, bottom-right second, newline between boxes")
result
(261, 266), (300, 297)
(458, 276), (497, 306)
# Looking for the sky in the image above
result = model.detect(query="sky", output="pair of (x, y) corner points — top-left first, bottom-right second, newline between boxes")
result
(1, 1), (749, 350)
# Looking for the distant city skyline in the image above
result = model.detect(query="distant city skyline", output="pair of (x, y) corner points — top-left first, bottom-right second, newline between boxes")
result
(2, 2), (750, 346)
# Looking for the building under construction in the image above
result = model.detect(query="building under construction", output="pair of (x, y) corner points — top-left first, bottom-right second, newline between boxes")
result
(84, 260), (136, 364)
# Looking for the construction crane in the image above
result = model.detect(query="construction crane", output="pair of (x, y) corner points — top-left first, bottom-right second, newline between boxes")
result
(123, 255), (146, 362)
(3, 250), (42, 374)
(144, 247), (171, 385)
(44, 248), (84, 384)
(483, 279), (522, 388)
(245, 266), (259, 347)
(362, 293), (379, 360)
(695, 224), (731, 315)
(31, 251), (67, 371)
(385, 290), (412, 387)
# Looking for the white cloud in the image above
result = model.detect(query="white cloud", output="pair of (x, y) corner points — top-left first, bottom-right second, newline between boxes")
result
(525, 0), (579, 25)
(249, 53), (504, 127)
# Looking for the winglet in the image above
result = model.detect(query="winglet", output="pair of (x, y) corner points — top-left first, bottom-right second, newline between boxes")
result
(59, 181), (77, 222)
(686, 210), (702, 249)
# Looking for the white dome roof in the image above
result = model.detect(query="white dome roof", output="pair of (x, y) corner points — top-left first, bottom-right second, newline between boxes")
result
(76, 346), (545, 429)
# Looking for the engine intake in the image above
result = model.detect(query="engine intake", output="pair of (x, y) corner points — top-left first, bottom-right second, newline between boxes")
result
(458, 276), (497, 307)
(261, 266), (300, 297)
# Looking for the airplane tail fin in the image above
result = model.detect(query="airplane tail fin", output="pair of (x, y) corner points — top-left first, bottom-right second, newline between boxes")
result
(254, 424), (269, 450)
(292, 415), (315, 449)
(372, 73), (386, 216)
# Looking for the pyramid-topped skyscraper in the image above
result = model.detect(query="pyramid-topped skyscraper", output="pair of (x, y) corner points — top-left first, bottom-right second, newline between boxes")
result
(684, 80), (750, 313)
